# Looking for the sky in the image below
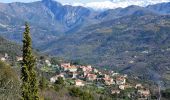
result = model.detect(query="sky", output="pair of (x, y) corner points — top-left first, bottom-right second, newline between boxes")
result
(0, 0), (104, 3)
(1, 0), (170, 3)
(0, 0), (170, 10)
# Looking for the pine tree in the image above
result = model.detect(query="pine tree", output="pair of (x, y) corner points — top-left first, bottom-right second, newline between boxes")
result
(21, 22), (39, 100)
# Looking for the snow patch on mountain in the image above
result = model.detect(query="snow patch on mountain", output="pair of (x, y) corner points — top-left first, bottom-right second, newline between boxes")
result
(62, 0), (170, 10)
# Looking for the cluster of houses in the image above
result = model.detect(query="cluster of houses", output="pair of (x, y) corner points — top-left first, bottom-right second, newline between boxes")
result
(135, 84), (150, 99)
(50, 63), (127, 88)
(50, 62), (151, 99)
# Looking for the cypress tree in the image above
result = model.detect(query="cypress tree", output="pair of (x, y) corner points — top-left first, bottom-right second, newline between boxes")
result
(21, 22), (39, 100)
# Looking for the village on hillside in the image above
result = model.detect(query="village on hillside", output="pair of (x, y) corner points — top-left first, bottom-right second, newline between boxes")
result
(47, 61), (151, 100)
(0, 53), (151, 100)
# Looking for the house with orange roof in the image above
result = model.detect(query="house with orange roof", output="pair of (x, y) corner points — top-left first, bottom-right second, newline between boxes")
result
(79, 65), (92, 72)
(86, 74), (97, 81)
(68, 65), (77, 72)
(79, 66), (87, 72)
(60, 63), (71, 71)
(103, 77), (115, 85)
(60, 63), (71, 67)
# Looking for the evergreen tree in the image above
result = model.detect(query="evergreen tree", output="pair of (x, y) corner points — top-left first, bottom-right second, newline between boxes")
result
(21, 22), (39, 100)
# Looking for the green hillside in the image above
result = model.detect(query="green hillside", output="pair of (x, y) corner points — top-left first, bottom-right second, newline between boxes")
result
(0, 36), (22, 57)
(43, 15), (170, 88)
(0, 61), (20, 100)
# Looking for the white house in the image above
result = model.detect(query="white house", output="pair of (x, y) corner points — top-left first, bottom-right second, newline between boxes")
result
(16, 56), (23, 61)
(137, 89), (150, 97)
(93, 68), (98, 73)
(50, 74), (65, 83)
(111, 90), (120, 94)
(129, 60), (134, 64)
(135, 84), (143, 89)
(45, 59), (51, 66)
(68, 66), (77, 72)
(112, 72), (119, 76)
(119, 85), (125, 90)
(75, 79), (85, 87)
(116, 76), (126, 85)
(50, 76), (58, 83)
(5, 53), (8, 58)
(0, 57), (6, 61)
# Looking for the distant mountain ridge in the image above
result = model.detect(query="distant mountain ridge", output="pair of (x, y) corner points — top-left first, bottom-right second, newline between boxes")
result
(0, 0), (98, 44)
(147, 2), (170, 14)
(0, 0), (169, 43)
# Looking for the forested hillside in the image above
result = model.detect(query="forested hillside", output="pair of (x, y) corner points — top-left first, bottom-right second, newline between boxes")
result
(0, 36), (21, 57)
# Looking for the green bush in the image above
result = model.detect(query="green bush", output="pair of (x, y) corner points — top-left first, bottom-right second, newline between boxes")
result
(69, 87), (94, 100)
(53, 77), (65, 92)
(55, 77), (65, 85)
(69, 87), (82, 97)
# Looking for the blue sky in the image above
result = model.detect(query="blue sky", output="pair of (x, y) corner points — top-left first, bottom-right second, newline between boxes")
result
(0, 0), (103, 3)
(1, 0), (169, 3)
(0, 0), (39, 3)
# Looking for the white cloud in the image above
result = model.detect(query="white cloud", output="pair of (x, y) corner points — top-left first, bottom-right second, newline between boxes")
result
(62, 0), (170, 10)
(72, 2), (85, 6)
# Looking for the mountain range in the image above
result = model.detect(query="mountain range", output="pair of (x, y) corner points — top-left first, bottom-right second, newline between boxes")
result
(0, 0), (170, 45)
(0, 0), (170, 87)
